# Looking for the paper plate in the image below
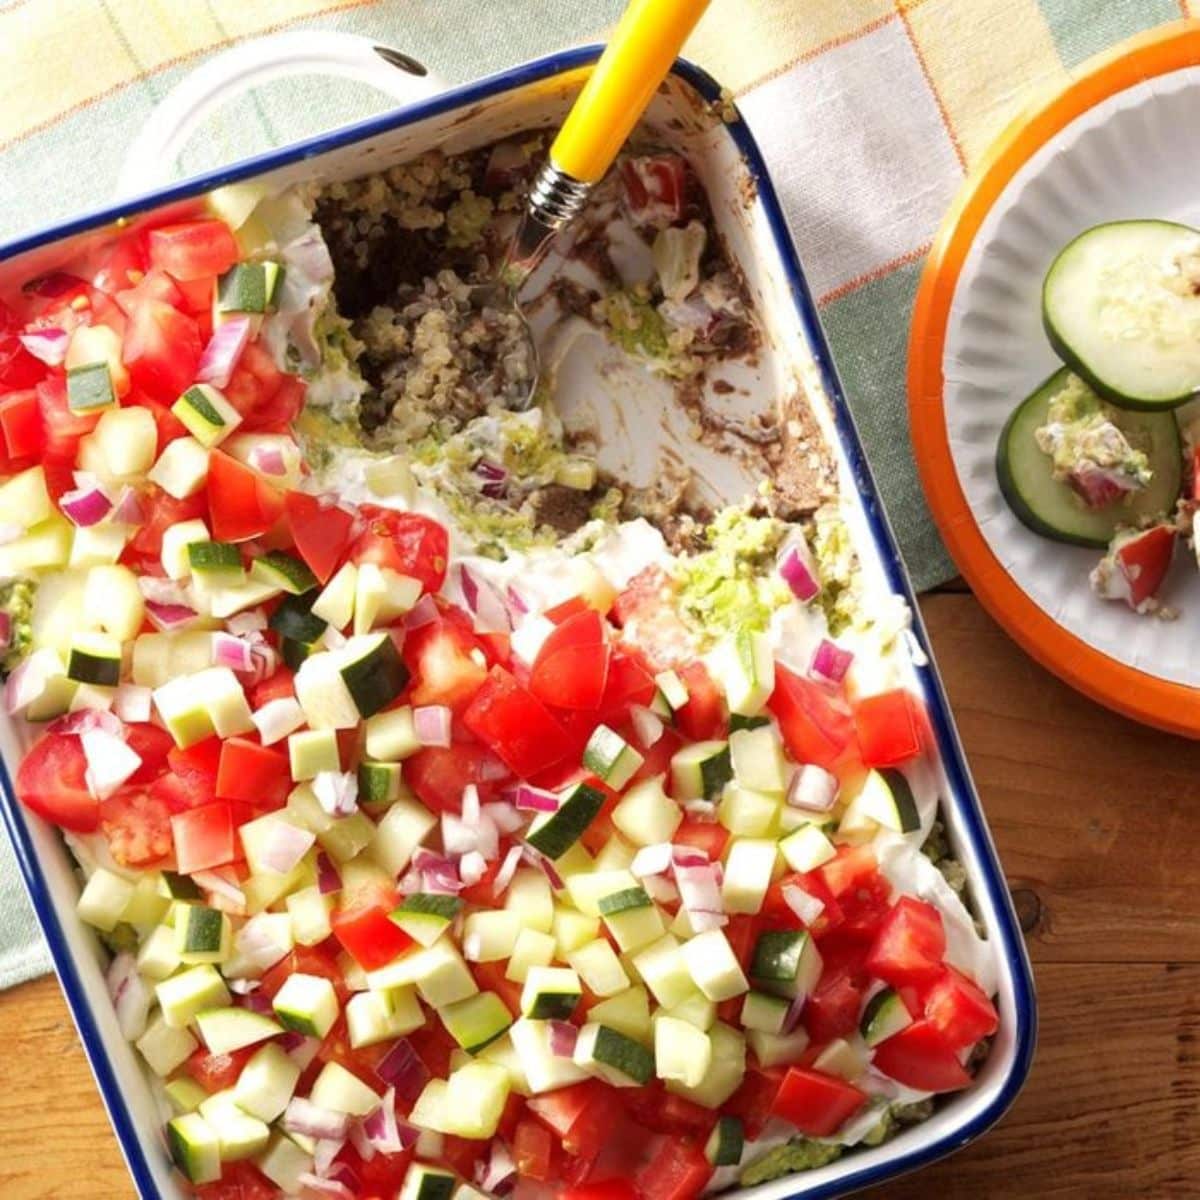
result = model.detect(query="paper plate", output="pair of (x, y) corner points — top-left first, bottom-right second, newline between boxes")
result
(909, 21), (1200, 737)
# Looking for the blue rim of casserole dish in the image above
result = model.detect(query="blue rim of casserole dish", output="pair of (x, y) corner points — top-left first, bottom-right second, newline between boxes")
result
(0, 43), (1036, 1200)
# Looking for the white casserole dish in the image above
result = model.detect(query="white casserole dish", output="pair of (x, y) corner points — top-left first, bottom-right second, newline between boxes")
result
(0, 34), (1036, 1200)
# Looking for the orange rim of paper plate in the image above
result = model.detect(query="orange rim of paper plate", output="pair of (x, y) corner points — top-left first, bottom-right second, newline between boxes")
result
(908, 19), (1200, 738)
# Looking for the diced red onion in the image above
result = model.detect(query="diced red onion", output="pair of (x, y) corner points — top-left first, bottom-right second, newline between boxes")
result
(252, 696), (305, 746)
(212, 632), (255, 673)
(782, 883), (826, 927)
(474, 458), (509, 500)
(521, 844), (564, 890)
(283, 1097), (351, 1142)
(779, 543), (820, 603)
(316, 852), (342, 896)
(629, 704), (664, 747)
(461, 783), (481, 825)
(47, 707), (124, 737)
(81, 728), (142, 799)
(782, 993), (807, 1036)
(107, 952), (151, 1041)
(671, 845), (710, 868)
(283, 1034), (321, 1070)
(137, 574), (188, 605)
(111, 487), (144, 527)
(631, 843), (673, 878)
(324, 1163), (360, 1193)
(194, 870), (246, 911)
(686, 908), (729, 932)
(484, 802), (524, 834)
(404, 593), (439, 630)
(492, 844), (524, 896)
(641, 875), (679, 905)
(113, 684), (152, 723)
(506, 586), (528, 615)
(546, 1021), (578, 1057)
(443, 811), (486, 858)
(412, 847), (463, 895)
(0, 611), (11, 654)
(60, 486), (114, 527)
(257, 820), (316, 875)
(375, 1038), (429, 1102)
(145, 600), (199, 632)
(248, 443), (289, 477)
(459, 564), (513, 633)
(18, 327), (69, 366)
(458, 850), (488, 887)
(361, 1088), (418, 1155)
(313, 770), (359, 817)
(196, 315), (252, 389)
(512, 784), (559, 814)
(675, 862), (724, 917)
(235, 988), (274, 1015)
(6, 649), (59, 715)
(787, 764), (839, 813)
(484, 139), (531, 189)
(227, 609), (269, 635)
(478, 1141), (517, 1196)
(683, 798), (716, 819)
(228, 977), (262, 996)
(413, 704), (451, 748)
(810, 638), (853, 685)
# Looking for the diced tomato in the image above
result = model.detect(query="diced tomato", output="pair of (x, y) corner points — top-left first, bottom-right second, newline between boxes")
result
(332, 879), (414, 972)
(247, 373), (305, 433)
(672, 816), (729, 860)
(147, 220), (239, 281)
(1112, 523), (1176, 609)
(469, 958), (524, 1016)
(609, 566), (693, 670)
(634, 1135), (713, 1200)
(170, 802), (236, 873)
(622, 1083), (715, 1139)
(122, 299), (202, 402)
(114, 264), (183, 314)
(768, 663), (855, 769)
(598, 650), (657, 722)
(819, 844), (880, 899)
(721, 1066), (783, 1139)
(0, 389), (43, 460)
(872, 1018), (973, 1092)
(404, 740), (508, 814)
(545, 595), (591, 624)
(853, 689), (925, 767)
(149, 771), (211, 815)
(528, 1080), (626, 1165)
(771, 1067), (866, 1138)
(0, 301), (47, 389)
(620, 154), (688, 229)
(513, 1118), (555, 1181)
(247, 666), (295, 708)
(122, 722), (174, 781)
(284, 491), (356, 584)
(214, 737), (290, 805)
(258, 944), (343, 1002)
(406, 1018), (458, 1079)
(529, 608), (611, 710)
(347, 1144), (416, 1195)
(36, 376), (100, 459)
(126, 486), (207, 562)
(923, 966), (999, 1049)
(100, 788), (173, 867)
(168, 737), (223, 786)
(802, 966), (866, 1044)
(404, 618), (489, 712)
(674, 660), (726, 741)
(184, 1045), (255, 1093)
(462, 666), (569, 778)
(865, 896), (947, 987)
(440, 1135), (488, 1179)
(351, 506), (449, 595)
(207, 450), (283, 543)
(40, 454), (77, 504)
(14, 732), (98, 832)
(194, 1161), (277, 1200)
(563, 1182), (637, 1200)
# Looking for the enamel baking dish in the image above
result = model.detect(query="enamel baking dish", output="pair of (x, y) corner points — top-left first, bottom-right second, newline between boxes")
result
(0, 35), (1036, 1200)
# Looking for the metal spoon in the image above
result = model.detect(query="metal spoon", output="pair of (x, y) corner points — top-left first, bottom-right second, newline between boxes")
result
(471, 0), (713, 410)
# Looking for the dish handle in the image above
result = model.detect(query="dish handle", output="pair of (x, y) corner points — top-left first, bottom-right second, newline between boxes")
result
(115, 30), (445, 198)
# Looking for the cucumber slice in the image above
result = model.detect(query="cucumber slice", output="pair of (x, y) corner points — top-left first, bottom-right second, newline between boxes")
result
(160, 870), (202, 900)
(463, 910), (523, 963)
(749, 929), (823, 999)
(444, 1060), (512, 1138)
(251, 550), (317, 596)
(175, 904), (231, 964)
(272, 972), (339, 1038)
(135, 1012), (197, 1076)
(1044, 220), (1200, 409)
(729, 726), (787, 793)
(197, 1089), (270, 1161)
(234, 1042), (301, 1123)
(507, 1017), (590, 1094)
(567, 938), (629, 997)
(217, 261), (283, 314)
(339, 632), (409, 718)
(156, 964), (231, 1028)
(269, 592), (328, 643)
(288, 728), (340, 781)
(173, 384), (242, 448)
(671, 740), (732, 802)
(358, 760), (403, 807)
(194, 1006), (283, 1054)
(654, 669), (689, 711)
(66, 361), (117, 413)
(364, 706), (420, 761)
(310, 1061), (381, 1116)
(439, 990), (513, 1054)
(256, 1131), (314, 1192)
(392, 893), (461, 947)
(740, 990), (790, 1035)
(575, 1022), (655, 1087)
(844, 768), (920, 835)
(188, 540), (245, 588)
(525, 782), (605, 860)
(66, 631), (121, 686)
(166, 1113), (222, 1184)
(860, 987), (914, 1047)
(164, 1076), (208, 1114)
(681, 929), (749, 1003)
(633, 935), (696, 1011)
(149, 435), (209, 500)
(520, 966), (583, 1020)
(76, 868), (133, 932)
(400, 1163), (457, 1200)
(996, 368), (1181, 548)
(710, 628), (773, 717)
(654, 1014), (712, 1088)
(612, 776), (682, 847)
(705, 1115), (745, 1167)
(582, 724), (645, 789)
(281, 636), (317, 670)
(587, 986), (653, 1045)
(598, 885), (664, 953)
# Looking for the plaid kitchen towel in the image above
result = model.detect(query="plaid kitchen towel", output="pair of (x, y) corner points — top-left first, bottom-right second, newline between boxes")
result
(0, 0), (1190, 985)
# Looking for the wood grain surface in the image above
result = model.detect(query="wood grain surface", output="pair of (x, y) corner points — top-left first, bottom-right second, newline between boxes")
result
(1, 592), (1196, 1198)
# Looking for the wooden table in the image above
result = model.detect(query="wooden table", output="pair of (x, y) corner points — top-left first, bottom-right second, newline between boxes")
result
(2, 587), (1198, 1198)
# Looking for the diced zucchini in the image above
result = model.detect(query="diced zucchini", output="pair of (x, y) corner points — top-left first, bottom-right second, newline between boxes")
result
(354, 562), (421, 633)
(293, 649), (359, 729)
(370, 797), (437, 875)
(0, 464), (52, 529)
(812, 1036), (869, 1082)
(233, 1042), (301, 1122)
(164, 1077), (208, 1114)
(659, 991), (716, 1032)
(718, 783), (779, 837)
(444, 1060), (512, 1139)
(393, 893), (462, 947)
(520, 966), (582, 1020)
(632, 935), (696, 1010)
(310, 1060), (381, 1116)
(92, 405), (156, 477)
(729, 725), (787, 793)
(135, 1012), (198, 1076)
(172, 384), (242, 448)
(216, 261), (283, 314)
(504, 928), (556, 984)
(582, 724), (645, 789)
(175, 903), (232, 965)
(194, 1006), (283, 1054)
(346, 987), (424, 1048)
(507, 1018), (589, 1093)
(843, 768), (921, 834)
(749, 930), (823, 1000)
(563, 868), (638, 920)
(272, 972), (339, 1038)
(665, 1020), (745, 1108)
(69, 523), (128, 568)
(525, 781), (605, 860)
(655, 669), (689, 711)
(598, 885), (664, 953)
(149, 436), (210, 499)
(746, 1026), (811, 1069)
(161, 518), (211, 580)
(154, 666), (253, 746)
(681, 929), (749, 1002)
(311, 561), (357, 629)
(160, 870), (203, 900)
(440, 990), (513, 1054)
(285, 885), (333, 946)
(364, 454), (417, 503)
(66, 361), (117, 413)
(587, 986), (652, 1044)
(84, 563), (145, 641)
(287, 728), (340, 781)
(197, 1088), (270, 1160)
(461, 908), (521, 962)
(251, 550), (316, 596)
(506, 868), (556, 928)
(0, 517), (73, 577)
(593, 833), (636, 873)
(358, 759), (403, 807)
(364, 705), (420, 760)
(188, 540), (245, 590)
(400, 1162), (458, 1200)
(122, 875), (170, 926)
(721, 839), (779, 914)
(552, 907), (600, 957)
(368, 937), (476, 1007)
(740, 990), (790, 1035)
(76, 868), (135, 932)
(568, 939), (630, 997)
(166, 1113), (222, 1184)
(269, 592), (327, 644)
(779, 823), (837, 872)
(655, 1015), (712, 1088)
(339, 632), (409, 718)
(709, 629), (774, 717)
(255, 1131), (314, 1193)
(705, 1115), (745, 1167)
(156, 964), (232, 1028)
(860, 987), (914, 1047)
(671, 740), (732, 803)
(574, 1022), (655, 1087)
(612, 775), (682, 847)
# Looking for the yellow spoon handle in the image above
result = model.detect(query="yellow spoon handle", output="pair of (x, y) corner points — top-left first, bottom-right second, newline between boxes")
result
(551, 0), (713, 185)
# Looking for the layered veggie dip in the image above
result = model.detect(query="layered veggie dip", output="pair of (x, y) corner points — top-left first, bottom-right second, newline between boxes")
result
(0, 134), (999, 1200)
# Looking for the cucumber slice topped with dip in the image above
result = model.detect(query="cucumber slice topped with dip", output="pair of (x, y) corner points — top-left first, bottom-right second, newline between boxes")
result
(1043, 220), (1200, 409)
(997, 367), (1181, 547)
